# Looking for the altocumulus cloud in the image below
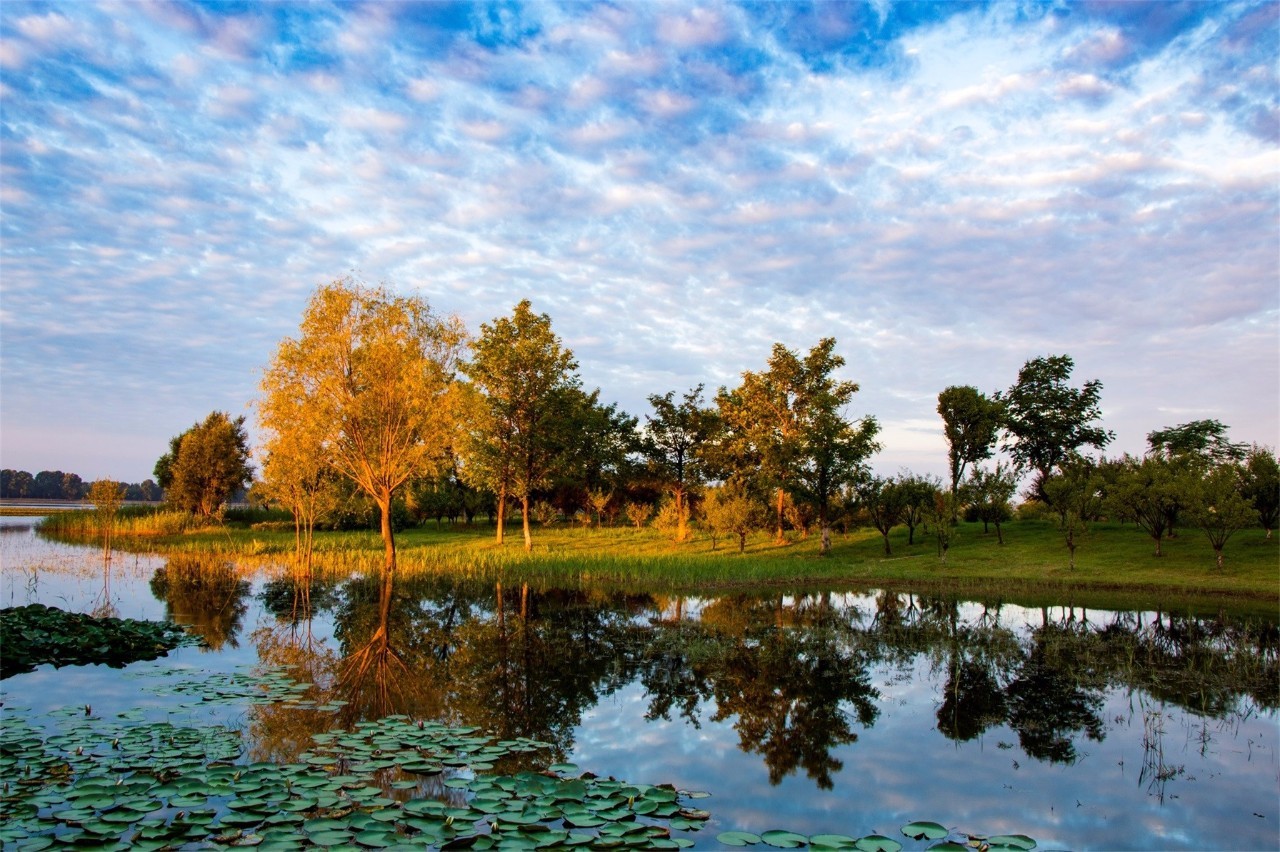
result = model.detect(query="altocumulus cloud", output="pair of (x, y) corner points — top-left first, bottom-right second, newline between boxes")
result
(0, 0), (1275, 480)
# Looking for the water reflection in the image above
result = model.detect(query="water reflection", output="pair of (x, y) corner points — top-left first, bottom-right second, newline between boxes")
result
(239, 569), (1277, 795)
(149, 555), (251, 650)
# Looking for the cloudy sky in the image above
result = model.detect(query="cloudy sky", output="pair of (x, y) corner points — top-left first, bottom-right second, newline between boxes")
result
(1, 0), (1276, 484)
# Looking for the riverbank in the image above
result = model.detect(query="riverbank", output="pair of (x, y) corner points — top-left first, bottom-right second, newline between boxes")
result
(25, 508), (1279, 612)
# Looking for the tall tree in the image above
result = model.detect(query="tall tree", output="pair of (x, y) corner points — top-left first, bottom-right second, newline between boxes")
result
(641, 385), (721, 544)
(937, 386), (1003, 519)
(856, 476), (905, 556)
(155, 411), (253, 517)
(461, 300), (581, 553)
(719, 338), (876, 551)
(259, 279), (466, 573)
(1000, 354), (1113, 504)
(1147, 419), (1247, 464)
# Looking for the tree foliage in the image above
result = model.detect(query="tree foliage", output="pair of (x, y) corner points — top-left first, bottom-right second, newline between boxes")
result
(1147, 419), (1247, 464)
(1000, 354), (1112, 504)
(937, 385), (1003, 512)
(719, 338), (878, 553)
(1183, 462), (1257, 570)
(259, 279), (465, 572)
(461, 299), (582, 553)
(1104, 455), (1189, 557)
(155, 411), (253, 518)
(701, 483), (766, 553)
(642, 385), (721, 544)
(1240, 446), (1280, 538)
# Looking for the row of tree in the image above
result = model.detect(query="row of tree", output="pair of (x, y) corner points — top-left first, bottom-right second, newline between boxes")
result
(0, 469), (161, 502)
(150, 278), (1275, 574)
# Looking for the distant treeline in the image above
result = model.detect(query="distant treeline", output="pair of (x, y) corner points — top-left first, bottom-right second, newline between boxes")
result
(0, 469), (161, 502)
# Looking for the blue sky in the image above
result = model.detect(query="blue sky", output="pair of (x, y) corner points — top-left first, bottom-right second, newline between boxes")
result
(1, 0), (1276, 483)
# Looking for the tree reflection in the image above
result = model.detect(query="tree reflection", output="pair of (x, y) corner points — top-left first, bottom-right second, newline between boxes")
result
(149, 554), (251, 650)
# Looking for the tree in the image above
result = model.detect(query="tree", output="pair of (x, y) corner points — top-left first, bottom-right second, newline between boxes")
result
(260, 279), (466, 573)
(701, 483), (766, 553)
(461, 300), (581, 553)
(965, 462), (1018, 544)
(88, 479), (125, 559)
(896, 472), (940, 545)
(1147, 419), (1247, 464)
(0, 469), (33, 498)
(1239, 446), (1279, 539)
(1040, 456), (1105, 570)
(937, 386), (1003, 518)
(719, 338), (877, 552)
(155, 411), (253, 517)
(1000, 355), (1113, 505)
(1105, 455), (1185, 556)
(1184, 463), (1257, 570)
(856, 476), (905, 556)
(641, 386), (721, 544)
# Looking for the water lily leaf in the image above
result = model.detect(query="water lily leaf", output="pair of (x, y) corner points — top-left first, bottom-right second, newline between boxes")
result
(716, 831), (762, 846)
(810, 835), (859, 849)
(855, 836), (903, 852)
(986, 838), (1036, 852)
(761, 830), (808, 848)
(902, 822), (948, 841)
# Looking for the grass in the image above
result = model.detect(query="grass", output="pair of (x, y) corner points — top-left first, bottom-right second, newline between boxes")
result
(26, 507), (1278, 612)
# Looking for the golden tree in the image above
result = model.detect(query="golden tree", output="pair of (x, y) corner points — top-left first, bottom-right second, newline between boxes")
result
(88, 478), (125, 560)
(260, 279), (466, 573)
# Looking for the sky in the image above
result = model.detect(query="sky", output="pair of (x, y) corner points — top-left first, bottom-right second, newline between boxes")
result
(1, 0), (1277, 484)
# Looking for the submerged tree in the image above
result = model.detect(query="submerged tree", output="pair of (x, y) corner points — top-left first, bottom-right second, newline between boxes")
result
(260, 279), (466, 573)
(155, 411), (253, 518)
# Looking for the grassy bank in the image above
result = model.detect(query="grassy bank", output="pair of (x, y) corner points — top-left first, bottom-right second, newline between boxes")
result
(27, 507), (1279, 611)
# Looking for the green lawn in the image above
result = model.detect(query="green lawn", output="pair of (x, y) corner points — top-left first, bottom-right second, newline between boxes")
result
(33, 509), (1277, 612)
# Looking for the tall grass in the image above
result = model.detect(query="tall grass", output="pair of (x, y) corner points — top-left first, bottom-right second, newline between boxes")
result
(39, 508), (208, 538)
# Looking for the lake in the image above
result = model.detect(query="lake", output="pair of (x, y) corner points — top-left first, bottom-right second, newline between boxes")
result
(1, 517), (1276, 851)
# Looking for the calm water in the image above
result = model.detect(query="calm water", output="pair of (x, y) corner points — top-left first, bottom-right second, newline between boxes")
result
(1, 519), (1277, 851)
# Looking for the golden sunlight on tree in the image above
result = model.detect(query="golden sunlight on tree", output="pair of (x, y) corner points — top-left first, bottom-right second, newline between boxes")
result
(259, 278), (467, 574)
(88, 478), (126, 560)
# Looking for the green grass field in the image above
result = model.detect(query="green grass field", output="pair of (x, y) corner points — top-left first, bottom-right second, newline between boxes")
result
(27, 507), (1278, 612)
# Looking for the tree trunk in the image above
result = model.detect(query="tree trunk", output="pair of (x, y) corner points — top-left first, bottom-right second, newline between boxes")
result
(495, 485), (507, 544)
(881, 529), (892, 556)
(821, 524), (831, 554)
(675, 488), (688, 543)
(521, 495), (533, 553)
(378, 493), (397, 573)
(775, 488), (786, 544)
(1215, 547), (1224, 570)
(995, 521), (1004, 545)
(737, 531), (747, 553)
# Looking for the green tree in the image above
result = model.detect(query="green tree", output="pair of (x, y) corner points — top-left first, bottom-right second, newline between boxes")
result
(1105, 455), (1186, 556)
(719, 338), (876, 552)
(701, 482), (766, 553)
(856, 476), (905, 556)
(1239, 446), (1279, 539)
(937, 385), (1003, 518)
(964, 462), (1018, 544)
(259, 279), (466, 573)
(155, 411), (253, 517)
(1147, 419), (1247, 464)
(1041, 455), (1105, 570)
(461, 300), (581, 553)
(1184, 463), (1257, 570)
(642, 385), (722, 544)
(1000, 354), (1113, 505)
(895, 472), (940, 545)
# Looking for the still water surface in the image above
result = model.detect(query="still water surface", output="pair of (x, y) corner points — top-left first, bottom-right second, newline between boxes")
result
(1, 518), (1276, 851)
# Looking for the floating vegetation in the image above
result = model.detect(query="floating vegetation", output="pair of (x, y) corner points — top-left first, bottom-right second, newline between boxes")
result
(0, 662), (1041, 850)
(0, 604), (202, 679)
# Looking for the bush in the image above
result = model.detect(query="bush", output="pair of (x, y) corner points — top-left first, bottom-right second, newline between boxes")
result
(1015, 500), (1053, 521)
